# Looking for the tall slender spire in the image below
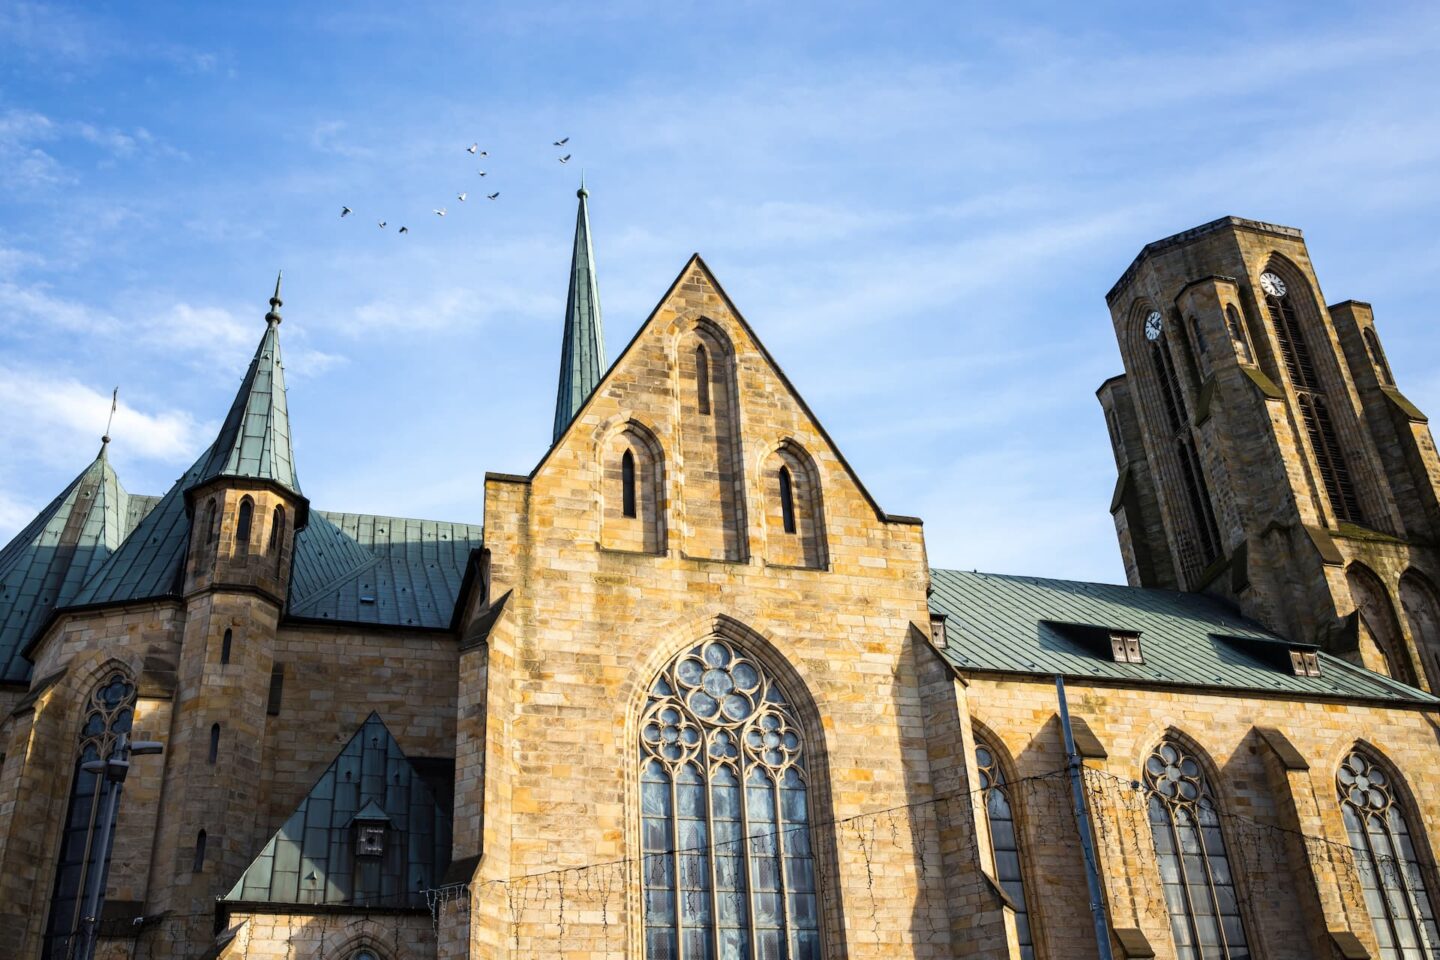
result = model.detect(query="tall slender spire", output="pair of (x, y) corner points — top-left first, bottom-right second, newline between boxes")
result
(552, 181), (606, 443)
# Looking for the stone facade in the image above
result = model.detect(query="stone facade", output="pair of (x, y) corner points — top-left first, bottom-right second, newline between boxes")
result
(0, 215), (1438, 960)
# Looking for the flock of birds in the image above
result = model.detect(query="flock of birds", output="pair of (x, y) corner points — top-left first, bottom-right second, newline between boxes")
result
(339, 137), (574, 234)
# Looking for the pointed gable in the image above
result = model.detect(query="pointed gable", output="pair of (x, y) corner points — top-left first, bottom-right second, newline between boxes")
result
(223, 713), (451, 908)
(193, 277), (301, 496)
(552, 184), (606, 443)
(0, 442), (146, 681)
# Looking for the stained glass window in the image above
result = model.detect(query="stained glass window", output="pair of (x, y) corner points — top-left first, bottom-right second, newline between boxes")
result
(1337, 750), (1440, 959)
(641, 638), (821, 960)
(42, 672), (137, 960)
(1143, 739), (1250, 959)
(974, 741), (1034, 960)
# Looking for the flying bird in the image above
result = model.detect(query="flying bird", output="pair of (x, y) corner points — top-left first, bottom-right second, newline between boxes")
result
(477, 170), (486, 177)
(558, 154), (571, 164)
(457, 192), (467, 201)
(434, 207), (447, 217)
(341, 206), (352, 218)
(487, 192), (499, 200)
(466, 143), (478, 154)
(398, 226), (409, 234)
(378, 220), (387, 228)
(553, 137), (569, 146)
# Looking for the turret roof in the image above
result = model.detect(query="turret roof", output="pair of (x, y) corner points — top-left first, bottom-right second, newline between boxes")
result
(552, 183), (605, 443)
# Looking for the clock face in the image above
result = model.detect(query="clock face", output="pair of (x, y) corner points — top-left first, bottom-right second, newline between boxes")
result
(1259, 272), (1287, 298)
(1144, 310), (1164, 341)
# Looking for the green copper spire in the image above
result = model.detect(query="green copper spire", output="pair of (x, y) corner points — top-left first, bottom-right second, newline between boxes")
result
(552, 182), (606, 443)
(193, 273), (300, 494)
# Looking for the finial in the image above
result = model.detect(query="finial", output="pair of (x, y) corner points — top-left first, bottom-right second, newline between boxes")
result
(577, 171), (587, 199)
(265, 270), (284, 324)
(100, 386), (117, 457)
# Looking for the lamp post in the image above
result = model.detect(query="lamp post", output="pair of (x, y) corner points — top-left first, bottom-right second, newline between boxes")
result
(74, 732), (164, 960)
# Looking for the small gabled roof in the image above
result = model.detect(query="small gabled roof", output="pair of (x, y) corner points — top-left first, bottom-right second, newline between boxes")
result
(192, 276), (301, 497)
(0, 442), (156, 681)
(223, 712), (450, 908)
(928, 568), (1436, 705)
(552, 183), (605, 443)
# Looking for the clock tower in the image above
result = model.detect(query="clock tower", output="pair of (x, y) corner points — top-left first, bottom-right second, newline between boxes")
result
(1098, 216), (1440, 690)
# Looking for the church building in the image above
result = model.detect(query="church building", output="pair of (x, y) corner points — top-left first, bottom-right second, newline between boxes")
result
(0, 197), (1437, 960)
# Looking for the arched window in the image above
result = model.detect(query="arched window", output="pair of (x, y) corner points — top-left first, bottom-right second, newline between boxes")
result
(269, 504), (286, 551)
(208, 723), (220, 764)
(193, 830), (207, 873)
(1148, 324), (1223, 579)
(220, 628), (232, 666)
(778, 467), (796, 535)
(1226, 306), (1254, 365)
(236, 497), (254, 546)
(1400, 572), (1440, 687)
(42, 673), (137, 960)
(1191, 316), (1208, 355)
(1347, 564), (1416, 686)
(622, 449), (638, 519)
(204, 498), (218, 544)
(1365, 329), (1395, 386)
(640, 638), (821, 960)
(696, 345), (712, 416)
(1261, 271), (1363, 523)
(1337, 749), (1440, 957)
(1143, 738), (1251, 959)
(975, 739), (1035, 960)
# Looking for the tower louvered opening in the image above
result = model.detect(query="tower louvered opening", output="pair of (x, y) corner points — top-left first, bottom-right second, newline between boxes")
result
(1149, 335), (1222, 581)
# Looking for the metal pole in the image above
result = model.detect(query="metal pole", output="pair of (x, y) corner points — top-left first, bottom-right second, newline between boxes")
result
(75, 733), (127, 960)
(1056, 675), (1115, 960)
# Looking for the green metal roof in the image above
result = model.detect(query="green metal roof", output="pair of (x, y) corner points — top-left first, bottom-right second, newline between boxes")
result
(192, 279), (300, 496)
(928, 568), (1437, 705)
(223, 712), (451, 908)
(0, 442), (155, 681)
(286, 511), (482, 629)
(552, 183), (605, 443)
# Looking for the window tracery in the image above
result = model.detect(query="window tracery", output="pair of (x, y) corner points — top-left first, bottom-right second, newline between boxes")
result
(975, 741), (1034, 960)
(640, 638), (821, 960)
(1143, 738), (1250, 959)
(1337, 750), (1440, 958)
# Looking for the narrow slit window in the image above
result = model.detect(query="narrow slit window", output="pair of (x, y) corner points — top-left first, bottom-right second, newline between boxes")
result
(220, 628), (232, 666)
(236, 497), (254, 545)
(204, 499), (218, 544)
(621, 449), (637, 519)
(269, 505), (286, 551)
(1364, 328), (1394, 385)
(779, 466), (797, 534)
(696, 345), (711, 415)
(208, 723), (220, 764)
(1191, 316), (1207, 354)
(1226, 306), (1254, 364)
(193, 830), (207, 873)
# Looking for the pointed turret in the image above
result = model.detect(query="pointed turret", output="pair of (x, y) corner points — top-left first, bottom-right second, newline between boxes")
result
(193, 272), (301, 496)
(0, 434), (153, 681)
(552, 181), (606, 443)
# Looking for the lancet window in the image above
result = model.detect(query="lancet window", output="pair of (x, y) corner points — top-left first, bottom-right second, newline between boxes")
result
(640, 639), (821, 960)
(42, 673), (137, 960)
(1143, 738), (1251, 959)
(1261, 273), (1363, 523)
(975, 740), (1035, 960)
(1337, 750), (1440, 958)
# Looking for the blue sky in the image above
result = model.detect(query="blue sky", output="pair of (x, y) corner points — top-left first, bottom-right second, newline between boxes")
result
(3, 1), (1440, 583)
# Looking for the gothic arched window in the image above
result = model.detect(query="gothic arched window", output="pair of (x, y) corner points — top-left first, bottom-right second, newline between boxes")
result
(696, 345), (712, 416)
(204, 498), (218, 544)
(209, 723), (221, 764)
(1261, 270), (1363, 523)
(1143, 738), (1251, 959)
(1337, 749), (1440, 957)
(236, 496), (254, 547)
(975, 740), (1035, 960)
(622, 449), (638, 519)
(778, 466), (797, 535)
(640, 638), (821, 960)
(221, 628), (233, 666)
(42, 672), (137, 960)
(269, 504), (286, 551)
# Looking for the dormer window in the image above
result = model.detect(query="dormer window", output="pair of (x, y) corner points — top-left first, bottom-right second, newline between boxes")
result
(930, 613), (948, 649)
(356, 824), (385, 857)
(1289, 649), (1322, 677)
(1110, 631), (1144, 664)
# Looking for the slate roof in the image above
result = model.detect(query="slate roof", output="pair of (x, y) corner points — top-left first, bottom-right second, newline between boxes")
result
(928, 568), (1437, 705)
(0, 443), (156, 681)
(223, 712), (451, 908)
(286, 511), (483, 629)
(192, 281), (300, 496)
(552, 183), (606, 443)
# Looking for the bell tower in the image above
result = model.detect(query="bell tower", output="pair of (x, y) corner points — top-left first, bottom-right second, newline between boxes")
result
(1099, 216), (1440, 689)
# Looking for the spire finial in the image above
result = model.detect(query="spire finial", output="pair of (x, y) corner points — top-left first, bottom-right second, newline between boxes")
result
(265, 270), (284, 324)
(99, 386), (117, 458)
(577, 171), (587, 199)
